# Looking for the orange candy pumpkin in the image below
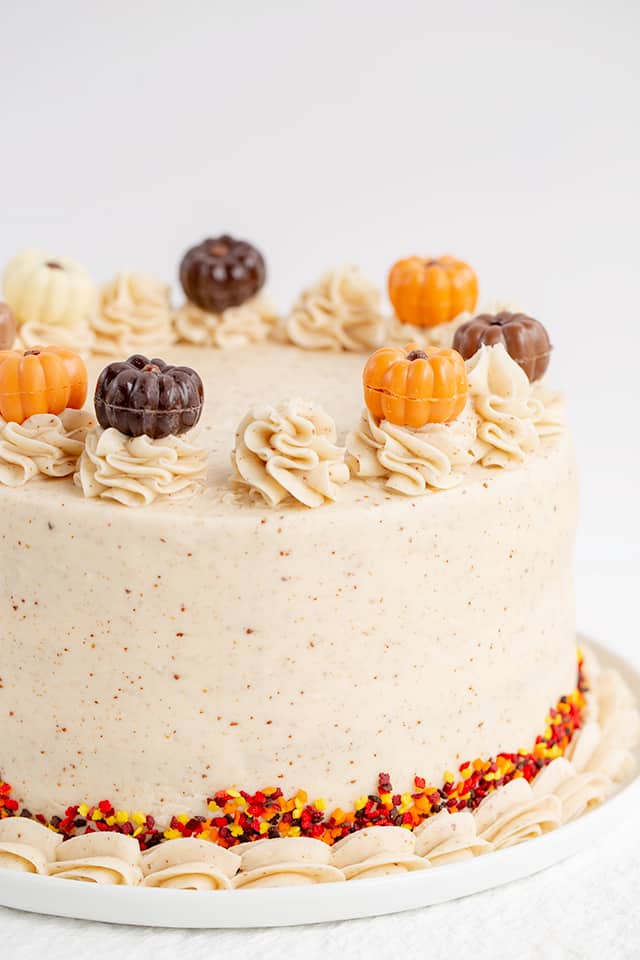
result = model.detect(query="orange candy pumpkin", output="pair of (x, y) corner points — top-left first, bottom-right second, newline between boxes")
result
(388, 255), (478, 328)
(0, 346), (88, 425)
(363, 343), (468, 428)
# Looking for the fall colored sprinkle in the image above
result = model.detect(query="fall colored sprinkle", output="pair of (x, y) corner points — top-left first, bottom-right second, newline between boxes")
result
(0, 657), (588, 851)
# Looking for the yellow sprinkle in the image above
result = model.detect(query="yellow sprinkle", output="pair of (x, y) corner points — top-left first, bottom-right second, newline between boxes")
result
(132, 811), (146, 826)
(91, 810), (104, 821)
(379, 792), (392, 805)
(259, 822), (269, 835)
(77, 804), (89, 817)
(292, 807), (302, 819)
(106, 816), (116, 827)
(133, 826), (143, 838)
(164, 828), (181, 840)
(208, 801), (220, 813)
(314, 798), (327, 812)
(176, 814), (189, 825)
(460, 767), (472, 780)
(443, 771), (454, 784)
(227, 789), (241, 799)
(229, 824), (243, 837)
(115, 810), (130, 825)
(288, 826), (301, 838)
(355, 796), (368, 811)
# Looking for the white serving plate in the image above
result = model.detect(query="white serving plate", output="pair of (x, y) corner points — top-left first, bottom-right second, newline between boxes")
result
(0, 636), (637, 929)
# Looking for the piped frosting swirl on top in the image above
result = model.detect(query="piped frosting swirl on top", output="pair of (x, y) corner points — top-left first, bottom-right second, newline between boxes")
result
(0, 410), (95, 487)
(282, 266), (386, 351)
(17, 321), (95, 355)
(75, 426), (208, 507)
(91, 272), (174, 355)
(346, 402), (482, 495)
(232, 398), (349, 508)
(466, 343), (563, 468)
(173, 293), (278, 349)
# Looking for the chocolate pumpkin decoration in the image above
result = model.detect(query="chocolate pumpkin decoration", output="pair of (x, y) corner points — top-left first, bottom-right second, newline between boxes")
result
(0, 302), (16, 350)
(179, 235), (266, 313)
(453, 312), (552, 382)
(363, 343), (468, 428)
(0, 346), (87, 424)
(94, 355), (204, 439)
(388, 256), (478, 328)
(2, 249), (96, 329)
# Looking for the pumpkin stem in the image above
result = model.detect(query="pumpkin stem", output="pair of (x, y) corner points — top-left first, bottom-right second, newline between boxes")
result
(24, 349), (41, 356)
(45, 261), (64, 270)
(406, 349), (429, 362)
(207, 241), (229, 258)
(142, 363), (162, 374)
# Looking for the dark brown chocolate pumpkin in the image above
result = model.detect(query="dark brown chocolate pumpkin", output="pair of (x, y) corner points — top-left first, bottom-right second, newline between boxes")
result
(453, 312), (551, 382)
(94, 355), (204, 439)
(179, 235), (266, 312)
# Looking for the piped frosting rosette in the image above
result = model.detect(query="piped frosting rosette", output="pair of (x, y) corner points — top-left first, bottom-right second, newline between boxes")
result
(331, 826), (427, 879)
(530, 757), (611, 824)
(234, 837), (344, 888)
(564, 663), (638, 785)
(0, 817), (62, 874)
(0, 346), (91, 487)
(282, 266), (386, 351)
(413, 810), (491, 864)
(473, 777), (561, 849)
(173, 293), (278, 349)
(92, 272), (174, 355)
(75, 428), (208, 507)
(346, 401), (481, 495)
(232, 398), (349, 508)
(465, 343), (547, 468)
(75, 355), (207, 507)
(383, 312), (472, 351)
(48, 832), (143, 885)
(0, 409), (94, 486)
(142, 838), (240, 890)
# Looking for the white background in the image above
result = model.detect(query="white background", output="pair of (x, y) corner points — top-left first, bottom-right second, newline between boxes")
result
(1, 0), (639, 956)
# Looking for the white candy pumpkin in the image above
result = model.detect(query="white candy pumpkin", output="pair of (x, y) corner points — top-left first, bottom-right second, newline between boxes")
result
(3, 249), (96, 329)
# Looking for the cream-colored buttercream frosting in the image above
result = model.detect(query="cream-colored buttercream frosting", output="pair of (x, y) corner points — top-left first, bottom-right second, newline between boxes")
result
(142, 837), (240, 890)
(474, 777), (561, 849)
(16, 320), (95, 355)
(466, 343), (545, 468)
(384, 312), (471, 351)
(0, 343), (578, 820)
(530, 756), (611, 824)
(346, 402), (481, 495)
(47, 832), (143, 885)
(173, 293), (278, 349)
(91, 272), (173, 355)
(564, 667), (638, 783)
(232, 398), (349, 507)
(0, 817), (62, 874)
(413, 810), (490, 864)
(0, 410), (94, 487)
(234, 837), (344, 887)
(282, 266), (385, 351)
(331, 826), (426, 879)
(75, 426), (208, 507)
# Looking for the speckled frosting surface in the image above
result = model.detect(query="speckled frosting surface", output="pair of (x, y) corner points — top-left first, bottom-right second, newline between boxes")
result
(0, 343), (577, 819)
